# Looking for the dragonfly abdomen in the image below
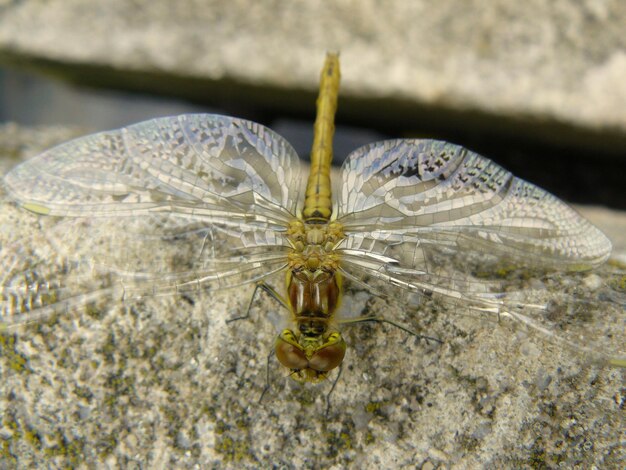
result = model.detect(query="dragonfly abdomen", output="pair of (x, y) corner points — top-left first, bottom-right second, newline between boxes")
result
(303, 53), (340, 222)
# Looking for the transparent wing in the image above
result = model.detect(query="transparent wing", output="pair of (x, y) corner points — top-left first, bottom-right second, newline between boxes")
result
(339, 258), (626, 367)
(335, 139), (622, 364)
(336, 139), (611, 268)
(5, 114), (301, 221)
(2, 114), (301, 326)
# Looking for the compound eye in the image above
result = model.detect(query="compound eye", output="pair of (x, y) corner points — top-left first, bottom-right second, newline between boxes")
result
(308, 332), (346, 372)
(275, 330), (308, 370)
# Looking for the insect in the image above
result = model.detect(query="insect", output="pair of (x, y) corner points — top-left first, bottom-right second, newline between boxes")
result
(1, 54), (624, 381)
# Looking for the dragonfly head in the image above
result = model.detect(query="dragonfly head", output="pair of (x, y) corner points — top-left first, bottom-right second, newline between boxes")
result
(274, 328), (346, 382)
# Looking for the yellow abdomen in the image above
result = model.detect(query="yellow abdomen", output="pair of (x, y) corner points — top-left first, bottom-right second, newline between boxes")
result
(302, 53), (340, 222)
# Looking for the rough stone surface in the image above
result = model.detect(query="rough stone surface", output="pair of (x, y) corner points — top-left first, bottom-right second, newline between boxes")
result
(1, 1), (625, 150)
(0, 124), (624, 468)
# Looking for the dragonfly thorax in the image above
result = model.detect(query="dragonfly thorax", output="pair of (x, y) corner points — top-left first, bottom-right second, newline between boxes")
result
(286, 219), (344, 271)
(286, 269), (341, 317)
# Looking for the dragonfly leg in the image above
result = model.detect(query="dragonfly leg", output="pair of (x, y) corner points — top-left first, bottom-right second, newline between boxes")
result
(226, 281), (288, 323)
(325, 364), (342, 419)
(258, 347), (274, 404)
(339, 315), (442, 345)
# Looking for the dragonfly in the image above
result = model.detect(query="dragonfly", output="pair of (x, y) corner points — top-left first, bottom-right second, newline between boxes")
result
(1, 54), (624, 382)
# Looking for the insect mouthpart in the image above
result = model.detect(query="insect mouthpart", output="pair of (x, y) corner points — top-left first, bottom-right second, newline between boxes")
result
(274, 329), (346, 383)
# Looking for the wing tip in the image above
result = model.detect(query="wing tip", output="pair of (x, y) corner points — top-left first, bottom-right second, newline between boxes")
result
(21, 202), (52, 215)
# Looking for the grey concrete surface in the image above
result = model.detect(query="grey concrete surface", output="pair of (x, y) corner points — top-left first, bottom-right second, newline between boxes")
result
(0, 1), (625, 155)
(0, 124), (624, 467)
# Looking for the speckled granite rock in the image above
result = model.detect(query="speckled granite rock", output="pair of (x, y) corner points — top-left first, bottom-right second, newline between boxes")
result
(1, 1), (625, 154)
(0, 124), (624, 468)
